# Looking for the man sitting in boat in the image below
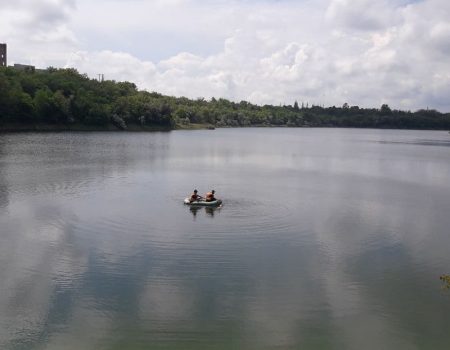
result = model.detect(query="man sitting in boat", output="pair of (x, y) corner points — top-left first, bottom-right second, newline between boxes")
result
(189, 189), (203, 203)
(205, 190), (216, 202)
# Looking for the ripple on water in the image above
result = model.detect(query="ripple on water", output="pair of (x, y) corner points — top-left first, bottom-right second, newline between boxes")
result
(4, 176), (105, 200)
(187, 197), (308, 248)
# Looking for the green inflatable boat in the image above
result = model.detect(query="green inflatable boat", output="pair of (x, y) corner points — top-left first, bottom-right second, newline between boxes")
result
(184, 198), (222, 207)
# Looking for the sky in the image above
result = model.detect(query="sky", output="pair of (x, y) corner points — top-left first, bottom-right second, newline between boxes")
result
(1, 0), (450, 111)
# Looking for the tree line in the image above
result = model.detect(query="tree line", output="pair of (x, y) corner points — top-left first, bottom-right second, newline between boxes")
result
(1, 66), (449, 130)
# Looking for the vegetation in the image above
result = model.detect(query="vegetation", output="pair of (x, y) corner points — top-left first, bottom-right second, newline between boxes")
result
(1, 66), (450, 131)
(441, 275), (450, 289)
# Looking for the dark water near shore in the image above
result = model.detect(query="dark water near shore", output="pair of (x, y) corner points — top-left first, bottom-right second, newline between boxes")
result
(1, 128), (450, 349)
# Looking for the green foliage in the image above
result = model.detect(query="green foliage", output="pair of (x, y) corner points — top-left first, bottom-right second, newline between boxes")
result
(440, 275), (450, 289)
(0, 67), (176, 129)
(0, 66), (449, 130)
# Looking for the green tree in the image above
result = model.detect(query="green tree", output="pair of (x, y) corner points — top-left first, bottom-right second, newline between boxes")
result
(380, 104), (392, 115)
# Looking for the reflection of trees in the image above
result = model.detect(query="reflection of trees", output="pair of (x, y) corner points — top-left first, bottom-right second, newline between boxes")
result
(0, 139), (9, 209)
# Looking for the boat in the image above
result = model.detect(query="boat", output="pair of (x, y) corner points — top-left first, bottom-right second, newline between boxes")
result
(184, 198), (222, 207)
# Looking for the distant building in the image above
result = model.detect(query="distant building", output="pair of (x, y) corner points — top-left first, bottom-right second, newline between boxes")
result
(0, 44), (37, 71)
(13, 63), (35, 72)
(0, 43), (6, 67)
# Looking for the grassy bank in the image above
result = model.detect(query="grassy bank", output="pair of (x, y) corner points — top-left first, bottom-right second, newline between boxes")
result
(174, 123), (215, 130)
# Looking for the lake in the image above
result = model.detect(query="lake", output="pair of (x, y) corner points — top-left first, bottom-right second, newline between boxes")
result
(1, 128), (450, 349)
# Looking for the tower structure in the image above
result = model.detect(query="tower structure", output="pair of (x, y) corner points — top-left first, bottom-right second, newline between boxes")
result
(0, 43), (6, 67)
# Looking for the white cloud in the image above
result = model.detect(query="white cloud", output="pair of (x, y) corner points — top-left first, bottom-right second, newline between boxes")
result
(0, 0), (77, 66)
(326, 0), (398, 31)
(66, 50), (157, 86)
(2, 0), (450, 111)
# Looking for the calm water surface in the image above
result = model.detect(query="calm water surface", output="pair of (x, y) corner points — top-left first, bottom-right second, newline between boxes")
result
(1, 128), (450, 349)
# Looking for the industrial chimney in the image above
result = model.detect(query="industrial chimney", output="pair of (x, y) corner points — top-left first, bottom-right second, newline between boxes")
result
(0, 43), (6, 67)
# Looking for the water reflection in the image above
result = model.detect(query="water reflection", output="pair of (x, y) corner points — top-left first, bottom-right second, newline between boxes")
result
(0, 132), (171, 199)
(0, 139), (9, 209)
(189, 205), (222, 219)
(1, 129), (450, 349)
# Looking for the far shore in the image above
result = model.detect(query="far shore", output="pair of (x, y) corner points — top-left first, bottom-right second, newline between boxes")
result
(0, 122), (216, 133)
(0, 122), (449, 133)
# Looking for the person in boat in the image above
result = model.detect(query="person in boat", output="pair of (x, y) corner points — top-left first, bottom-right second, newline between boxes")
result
(189, 189), (203, 203)
(205, 190), (216, 202)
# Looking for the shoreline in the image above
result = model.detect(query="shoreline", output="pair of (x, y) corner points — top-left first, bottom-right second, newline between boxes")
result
(0, 123), (213, 133)
(0, 122), (448, 133)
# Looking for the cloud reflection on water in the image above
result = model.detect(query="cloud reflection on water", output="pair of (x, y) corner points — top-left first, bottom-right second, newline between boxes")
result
(1, 129), (450, 349)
